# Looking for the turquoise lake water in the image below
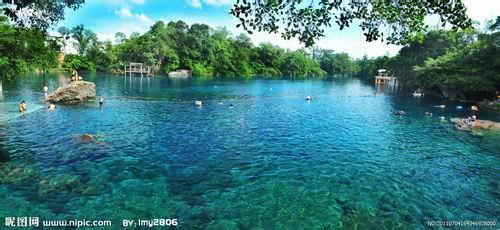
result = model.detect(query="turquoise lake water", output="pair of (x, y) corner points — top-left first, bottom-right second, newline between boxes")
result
(0, 73), (498, 229)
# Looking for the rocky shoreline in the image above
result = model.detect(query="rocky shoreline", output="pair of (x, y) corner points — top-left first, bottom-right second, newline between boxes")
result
(451, 118), (500, 132)
(478, 99), (500, 112)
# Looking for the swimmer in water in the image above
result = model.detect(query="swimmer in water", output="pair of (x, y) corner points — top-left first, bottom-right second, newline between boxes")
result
(48, 104), (56, 111)
(19, 101), (24, 112)
(19, 101), (26, 112)
(218, 99), (223, 105)
(99, 96), (104, 108)
(229, 104), (234, 109)
(394, 110), (405, 116)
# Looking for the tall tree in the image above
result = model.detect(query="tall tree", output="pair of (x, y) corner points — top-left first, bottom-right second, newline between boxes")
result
(71, 24), (97, 55)
(56, 26), (70, 52)
(114, 32), (126, 44)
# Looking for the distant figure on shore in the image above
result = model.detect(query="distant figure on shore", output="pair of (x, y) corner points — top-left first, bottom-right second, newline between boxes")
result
(99, 96), (104, 108)
(19, 101), (26, 112)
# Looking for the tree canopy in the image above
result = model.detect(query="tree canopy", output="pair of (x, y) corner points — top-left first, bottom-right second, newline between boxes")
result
(0, 16), (59, 80)
(231, 0), (473, 46)
(1, 0), (84, 31)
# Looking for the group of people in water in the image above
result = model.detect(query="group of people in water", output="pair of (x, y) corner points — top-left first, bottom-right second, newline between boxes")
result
(217, 99), (234, 109)
(18, 70), (105, 113)
(394, 103), (479, 126)
(456, 115), (477, 128)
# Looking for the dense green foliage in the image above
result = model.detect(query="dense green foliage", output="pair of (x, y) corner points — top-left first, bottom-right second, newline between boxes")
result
(64, 21), (345, 79)
(0, 19), (362, 80)
(413, 32), (500, 100)
(0, 16), (59, 80)
(63, 54), (95, 72)
(318, 50), (360, 77)
(357, 28), (499, 100)
(231, 0), (472, 46)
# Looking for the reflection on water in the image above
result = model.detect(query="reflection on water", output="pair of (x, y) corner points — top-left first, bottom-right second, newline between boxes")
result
(0, 73), (498, 229)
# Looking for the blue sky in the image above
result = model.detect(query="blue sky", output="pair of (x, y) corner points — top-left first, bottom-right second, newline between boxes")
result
(55, 0), (499, 58)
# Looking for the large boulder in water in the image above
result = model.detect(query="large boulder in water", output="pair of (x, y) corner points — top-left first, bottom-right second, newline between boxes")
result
(46, 81), (96, 103)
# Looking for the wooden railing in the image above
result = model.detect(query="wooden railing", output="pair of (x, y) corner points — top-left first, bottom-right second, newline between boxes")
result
(124, 63), (152, 76)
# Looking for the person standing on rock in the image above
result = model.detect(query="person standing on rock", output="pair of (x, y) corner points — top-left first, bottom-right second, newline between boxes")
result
(71, 70), (78, 82)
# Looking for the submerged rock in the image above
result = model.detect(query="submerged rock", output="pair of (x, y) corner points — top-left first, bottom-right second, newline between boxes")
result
(82, 134), (93, 142)
(478, 100), (500, 111)
(45, 81), (96, 103)
(0, 163), (35, 184)
(38, 174), (80, 195)
(0, 152), (9, 162)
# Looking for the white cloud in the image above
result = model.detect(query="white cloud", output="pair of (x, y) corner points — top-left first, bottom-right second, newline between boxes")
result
(131, 0), (145, 4)
(116, 8), (133, 17)
(187, 0), (202, 8)
(105, 0), (145, 5)
(95, 11), (155, 43)
(463, 0), (499, 27)
(114, 7), (153, 25)
(136, 13), (152, 24)
(203, 0), (231, 7)
(187, 0), (231, 8)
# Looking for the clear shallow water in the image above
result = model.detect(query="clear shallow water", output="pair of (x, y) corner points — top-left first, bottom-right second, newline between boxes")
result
(0, 73), (498, 229)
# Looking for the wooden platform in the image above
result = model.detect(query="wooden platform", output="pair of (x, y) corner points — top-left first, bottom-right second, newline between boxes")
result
(124, 63), (152, 76)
